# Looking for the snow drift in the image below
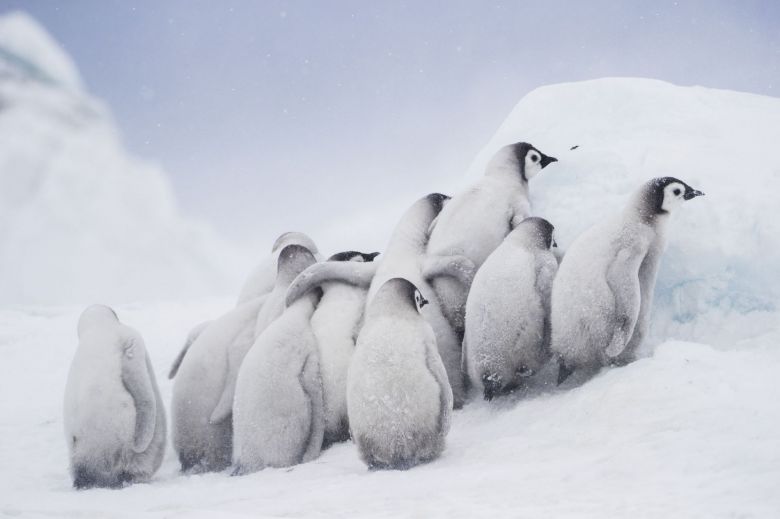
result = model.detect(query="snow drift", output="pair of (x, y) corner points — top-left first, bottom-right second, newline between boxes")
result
(0, 12), (778, 516)
(0, 12), (243, 305)
(467, 77), (780, 349)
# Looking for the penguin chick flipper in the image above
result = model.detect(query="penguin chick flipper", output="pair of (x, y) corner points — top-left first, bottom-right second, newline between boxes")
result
(168, 341), (189, 380)
(209, 376), (235, 425)
(422, 254), (477, 286)
(299, 352), (325, 463)
(285, 262), (377, 307)
(209, 335), (252, 424)
(604, 249), (641, 360)
(121, 335), (157, 453)
(168, 320), (210, 379)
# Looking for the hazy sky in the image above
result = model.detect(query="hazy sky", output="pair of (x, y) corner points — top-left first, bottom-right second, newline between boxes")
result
(2, 0), (779, 253)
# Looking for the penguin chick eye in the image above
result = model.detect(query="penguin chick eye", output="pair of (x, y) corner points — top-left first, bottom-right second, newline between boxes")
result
(530, 154), (539, 163)
(673, 188), (681, 196)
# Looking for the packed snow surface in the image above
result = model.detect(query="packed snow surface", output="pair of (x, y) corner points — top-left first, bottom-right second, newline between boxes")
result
(1, 300), (778, 518)
(0, 13), (778, 517)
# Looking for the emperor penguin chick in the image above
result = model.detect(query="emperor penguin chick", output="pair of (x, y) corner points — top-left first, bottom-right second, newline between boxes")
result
(170, 243), (313, 472)
(426, 142), (558, 335)
(63, 305), (166, 489)
(348, 278), (453, 470)
(464, 217), (558, 400)
(170, 296), (265, 473)
(286, 250), (380, 446)
(232, 246), (323, 474)
(284, 193), (474, 408)
(551, 177), (704, 384)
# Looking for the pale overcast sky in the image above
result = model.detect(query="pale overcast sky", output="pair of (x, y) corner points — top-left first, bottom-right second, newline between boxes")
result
(2, 0), (778, 252)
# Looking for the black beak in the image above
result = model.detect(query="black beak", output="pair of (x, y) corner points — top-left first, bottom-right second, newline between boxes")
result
(419, 296), (428, 308)
(683, 188), (705, 200)
(366, 252), (380, 261)
(540, 155), (558, 168)
(552, 238), (558, 248)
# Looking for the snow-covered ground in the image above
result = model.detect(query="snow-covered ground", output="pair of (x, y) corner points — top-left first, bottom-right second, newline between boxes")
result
(1, 11), (779, 519)
(2, 300), (779, 518)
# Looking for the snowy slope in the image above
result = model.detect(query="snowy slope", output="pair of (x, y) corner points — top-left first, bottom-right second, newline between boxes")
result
(1, 77), (779, 517)
(0, 12), (244, 305)
(465, 78), (780, 349)
(1, 301), (778, 518)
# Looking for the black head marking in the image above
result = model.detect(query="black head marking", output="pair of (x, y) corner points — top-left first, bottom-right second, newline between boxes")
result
(511, 142), (558, 181)
(518, 216), (555, 249)
(425, 192), (450, 213)
(328, 250), (381, 262)
(277, 244), (316, 282)
(380, 277), (423, 311)
(646, 177), (705, 215)
(271, 232), (295, 252)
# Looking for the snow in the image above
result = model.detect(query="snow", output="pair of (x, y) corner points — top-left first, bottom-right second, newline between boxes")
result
(0, 11), (82, 90)
(0, 12), (245, 305)
(1, 301), (778, 517)
(0, 16), (778, 517)
(466, 77), (780, 350)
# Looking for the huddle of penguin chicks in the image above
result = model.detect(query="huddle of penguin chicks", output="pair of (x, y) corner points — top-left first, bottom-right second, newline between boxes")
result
(63, 141), (704, 489)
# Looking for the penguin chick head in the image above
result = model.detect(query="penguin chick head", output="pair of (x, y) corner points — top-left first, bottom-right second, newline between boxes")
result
(276, 244), (317, 285)
(425, 192), (451, 213)
(77, 304), (118, 337)
(370, 278), (427, 317)
(645, 177), (705, 215)
(509, 142), (558, 182)
(513, 217), (556, 250)
(271, 231), (319, 255)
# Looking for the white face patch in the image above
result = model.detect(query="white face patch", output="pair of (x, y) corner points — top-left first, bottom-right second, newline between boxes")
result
(661, 182), (687, 212)
(350, 255), (365, 262)
(524, 151), (543, 180)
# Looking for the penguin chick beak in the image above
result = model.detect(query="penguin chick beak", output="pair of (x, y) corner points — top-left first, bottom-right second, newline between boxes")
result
(419, 296), (429, 308)
(684, 188), (705, 200)
(540, 155), (558, 168)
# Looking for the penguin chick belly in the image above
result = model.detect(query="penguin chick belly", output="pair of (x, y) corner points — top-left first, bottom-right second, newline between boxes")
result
(311, 283), (365, 442)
